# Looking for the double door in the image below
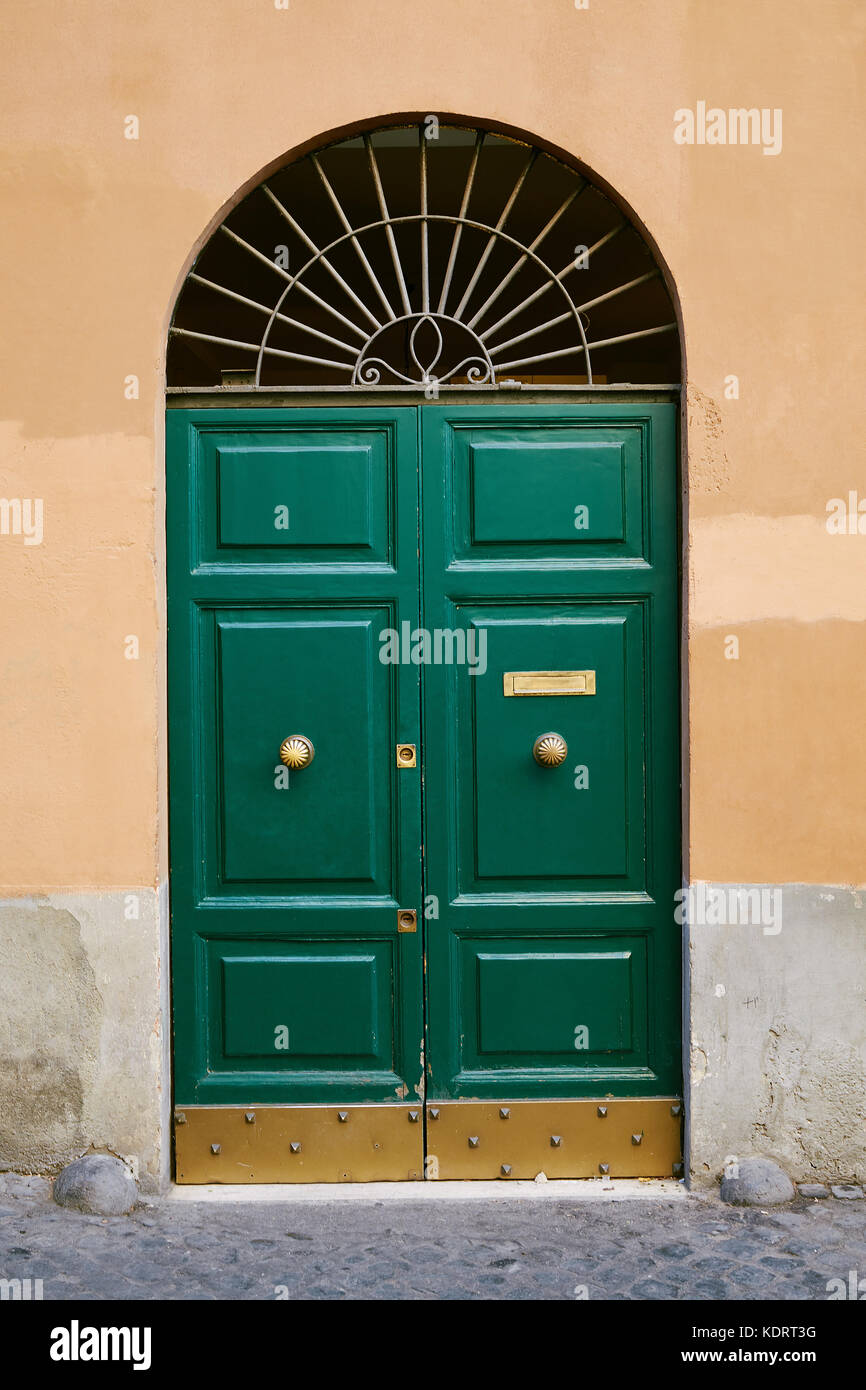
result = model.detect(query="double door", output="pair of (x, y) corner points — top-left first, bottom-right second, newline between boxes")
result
(167, 404), (682, 1181)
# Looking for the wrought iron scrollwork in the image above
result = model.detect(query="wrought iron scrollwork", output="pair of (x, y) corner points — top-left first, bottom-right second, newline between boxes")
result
(353, 313), (495, 387)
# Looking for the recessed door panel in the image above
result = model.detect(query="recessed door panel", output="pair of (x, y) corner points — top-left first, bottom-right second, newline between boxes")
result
(472, 943), (644, 1060)
(218, 947), (386, 1063)
(189, 422), (396, 567)
(217, 445), (373, 549)
(463, 606), (642, 888)
(216, 610), (385, 889)
(450, 422), (646, 562)
(470, 440), (626, 544)
(204, 937), (402, 1089)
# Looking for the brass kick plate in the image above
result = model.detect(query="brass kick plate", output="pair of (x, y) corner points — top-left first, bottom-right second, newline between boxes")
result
(503, 670), (596, 697)
(174, 1105), (424, 1183)
(175, 1099), (682, 1183)
(426, 1099), (682, 1179)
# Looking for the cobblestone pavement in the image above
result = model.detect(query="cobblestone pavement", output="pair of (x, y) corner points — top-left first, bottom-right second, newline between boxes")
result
(1, 1177), (864, 1301)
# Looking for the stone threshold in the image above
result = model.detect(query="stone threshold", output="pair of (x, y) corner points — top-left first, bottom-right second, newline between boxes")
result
(166, 1177), (688, 1203)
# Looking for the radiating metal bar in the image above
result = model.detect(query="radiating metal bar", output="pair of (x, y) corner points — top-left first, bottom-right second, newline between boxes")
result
(221, 224), (364, 341)
(262, 184), (381, 330)
(189, 273), (274, 315)
(570, 220), (627, 264)
(311, 155), (397, 321)
(438, 132), (483, 314)
(489, 270), (660, 359)
(420, 133), (430, 314)
(453, 151), (536, 321)
(467, 185), (582, 330)
(188, 275), (351, 355)
(290, 281), (370, 342)
(261, 344), (355, 372)
(480, 220), (627, 342)
(583, 323), (677, 351)
(575, 270), (658, 314)
(268, 314), (357, 357)
(220, 224), (293, 280)
(364, 134), (412, 316)
(496, 321), (675, 372)
(495, 344), (588, 371)
(189, 273), (357, 357)
(170, 327), (261, 352)
(488, 310), (573, 357)
(221, 224), (369, 343)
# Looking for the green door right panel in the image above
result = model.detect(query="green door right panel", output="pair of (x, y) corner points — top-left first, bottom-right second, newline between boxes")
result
(420, 404), (681, 1100)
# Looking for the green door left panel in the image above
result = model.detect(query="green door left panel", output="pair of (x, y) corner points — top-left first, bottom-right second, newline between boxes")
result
(166, 409), (423, 1106)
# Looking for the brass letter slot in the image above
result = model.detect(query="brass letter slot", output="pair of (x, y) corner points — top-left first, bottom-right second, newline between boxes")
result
(503, 670), (596, 697)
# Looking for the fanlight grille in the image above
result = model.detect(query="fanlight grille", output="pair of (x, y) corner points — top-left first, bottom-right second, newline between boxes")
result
(168, 123), (679, 389)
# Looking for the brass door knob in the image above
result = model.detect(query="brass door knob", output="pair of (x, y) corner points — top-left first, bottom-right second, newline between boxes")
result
(279, 735), (315, 770)
(532, 732), (568, 767)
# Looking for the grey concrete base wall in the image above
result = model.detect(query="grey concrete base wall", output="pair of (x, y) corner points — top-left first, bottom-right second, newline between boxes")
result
(2, 883), (863, 1194)
(0, 891), (166, 1193)
(687, 884), (866, 1188)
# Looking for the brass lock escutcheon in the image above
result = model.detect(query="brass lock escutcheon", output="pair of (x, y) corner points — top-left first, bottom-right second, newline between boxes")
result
(279, 734), (315, 770)
(532, 732), (568, 767)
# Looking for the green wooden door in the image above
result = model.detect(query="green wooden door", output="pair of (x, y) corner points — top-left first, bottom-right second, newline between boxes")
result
(168, 402), (681, 1178)
(166, 409), (424, 1110)
(420, 405), (681, 1104)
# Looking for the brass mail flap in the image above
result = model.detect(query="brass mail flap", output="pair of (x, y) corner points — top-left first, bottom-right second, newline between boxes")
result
(503, 670), (596, 697)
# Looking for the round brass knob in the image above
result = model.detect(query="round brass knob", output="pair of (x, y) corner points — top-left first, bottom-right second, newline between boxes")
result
(279, 735), (315, 770)
(532, 732), (568, 767)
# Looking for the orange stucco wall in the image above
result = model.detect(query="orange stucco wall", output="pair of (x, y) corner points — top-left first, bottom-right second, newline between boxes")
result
(1, 0), (864, 891)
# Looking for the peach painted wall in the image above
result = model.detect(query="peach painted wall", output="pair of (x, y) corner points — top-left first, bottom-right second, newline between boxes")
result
(1, 0), (863, 890)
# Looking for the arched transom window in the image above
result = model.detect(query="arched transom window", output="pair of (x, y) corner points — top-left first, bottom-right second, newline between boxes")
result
(168, 121), (679, 391)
